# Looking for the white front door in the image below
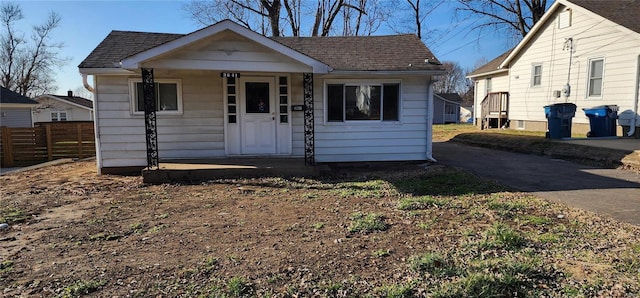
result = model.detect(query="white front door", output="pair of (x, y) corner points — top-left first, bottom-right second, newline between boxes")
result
(240, 77), (276, 154)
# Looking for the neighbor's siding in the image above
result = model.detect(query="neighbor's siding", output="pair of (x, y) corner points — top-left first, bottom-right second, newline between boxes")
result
(0, 108), (33, 127)
(508, 4), (640, 125)
(95, 72), (224, 168)
(433, 98), (444, 124)
(314, 75), (431, 163)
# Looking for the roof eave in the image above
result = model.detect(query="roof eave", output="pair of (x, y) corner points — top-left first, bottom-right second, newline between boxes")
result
(327, 69), (446, 76)
(467, 68), (509, 79)
(79, 68), (135, 75)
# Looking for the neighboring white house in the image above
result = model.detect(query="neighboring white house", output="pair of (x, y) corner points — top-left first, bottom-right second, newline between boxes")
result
(433, 93), (462, 124)
(33, 91), (94, 123)
(468, 0), (640, 137)
(79, 20), (445, 174)
(0, 86), (38, 128)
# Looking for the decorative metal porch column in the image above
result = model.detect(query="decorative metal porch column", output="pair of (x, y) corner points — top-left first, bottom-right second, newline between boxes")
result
(303, 73), (315, 165)
(142, 68), (159, 169)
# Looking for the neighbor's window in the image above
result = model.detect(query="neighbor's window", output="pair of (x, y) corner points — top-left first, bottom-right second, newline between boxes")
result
(587, 58), (604, 97)
(327, 83), (400, 122)
(485, 78), (492, 94)
(532, 64), (542, 86)
(130, 79), (182, 113)
(51, 111), (67, 122)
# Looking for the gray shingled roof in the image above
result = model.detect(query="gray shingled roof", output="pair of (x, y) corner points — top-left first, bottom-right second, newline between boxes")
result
(0, 86), (38, 104)
(468, 48), (513, 77)
(436, 93), (463, 103)
(78, 31), (182, 68)
(79, 30), (443, 72)
(45, 94), (93, 109)
(569, 0), (640, 34)
(272, 35), (442, 71)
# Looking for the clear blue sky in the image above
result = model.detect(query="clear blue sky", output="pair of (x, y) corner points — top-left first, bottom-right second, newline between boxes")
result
(15, 0), (513, 96)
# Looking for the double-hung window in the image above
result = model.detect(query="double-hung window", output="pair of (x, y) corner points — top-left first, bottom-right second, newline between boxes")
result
(130, 79), (182, 114)
(51, 111), (67, 122)
(587, 58), (604, 97)
(327, 82), (400, 122)
(532, 64), (542, 87)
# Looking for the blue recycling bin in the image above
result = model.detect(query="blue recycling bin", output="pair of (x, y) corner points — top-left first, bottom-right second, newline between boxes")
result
(544, 103), (576, 139)
(583, 105), (618, 137)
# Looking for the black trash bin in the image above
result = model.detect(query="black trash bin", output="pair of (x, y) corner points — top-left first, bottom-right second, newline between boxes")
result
(544, 103), (577, 139)
(583, 105), (618, 137)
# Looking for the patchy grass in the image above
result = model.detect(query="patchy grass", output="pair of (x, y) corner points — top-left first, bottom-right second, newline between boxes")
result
(349, 212), (388, 233)
(0, 160), (639, 297)
(60, 279), (106, 297)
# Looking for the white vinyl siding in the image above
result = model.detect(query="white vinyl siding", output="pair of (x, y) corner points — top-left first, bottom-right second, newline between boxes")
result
(95, 73), (225, 168)
(315, 76), (430, 163)
(587, 58), (604, 97)
(506, 3), (640, 124)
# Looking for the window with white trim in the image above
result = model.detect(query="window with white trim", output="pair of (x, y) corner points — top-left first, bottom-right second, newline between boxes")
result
(327, 82), (400, 122)
(587, 58), (604, 97)
(485, 78), (492, 94)
(532, 64), (542, 86)
(130, 79), (182, 114)
(51, 111), (67, 122)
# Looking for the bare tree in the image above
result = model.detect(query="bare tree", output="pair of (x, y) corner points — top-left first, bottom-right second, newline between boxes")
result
(341, 0), (389, 36)
(1, 3), (66, 97)
(405, 0), (444, 39)
(433, 61), (466, 94)
(184, 0), (281, 36)
(283, 0), (302, 36)
(456, 0), (548, 38)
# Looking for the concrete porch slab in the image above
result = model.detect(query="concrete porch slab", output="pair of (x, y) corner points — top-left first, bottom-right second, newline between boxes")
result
(142, 158), (326, 184)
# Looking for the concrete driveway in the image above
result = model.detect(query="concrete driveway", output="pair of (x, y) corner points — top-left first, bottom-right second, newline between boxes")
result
(434, 141), (640, 226)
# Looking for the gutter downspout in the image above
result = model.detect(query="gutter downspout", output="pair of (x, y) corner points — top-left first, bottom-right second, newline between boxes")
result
(83, 74), (102, 174)
(629, 54), (640, 136)
(426, 78), (437, 162)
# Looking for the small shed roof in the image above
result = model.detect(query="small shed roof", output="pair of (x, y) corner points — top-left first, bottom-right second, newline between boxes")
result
(0, 87), (39, 105)
(435, 93), (463, 103)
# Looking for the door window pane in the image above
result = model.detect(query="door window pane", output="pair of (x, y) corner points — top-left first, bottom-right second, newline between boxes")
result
(245, 82), (270, 113)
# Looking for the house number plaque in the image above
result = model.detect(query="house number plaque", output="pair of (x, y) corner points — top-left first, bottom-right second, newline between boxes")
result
(221, 72), (240, 78)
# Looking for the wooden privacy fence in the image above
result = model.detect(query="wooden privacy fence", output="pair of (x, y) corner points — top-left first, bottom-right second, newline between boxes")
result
(0, 122), (95, 167)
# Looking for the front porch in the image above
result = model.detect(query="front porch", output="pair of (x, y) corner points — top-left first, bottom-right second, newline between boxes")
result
(142, 158), (327, 184)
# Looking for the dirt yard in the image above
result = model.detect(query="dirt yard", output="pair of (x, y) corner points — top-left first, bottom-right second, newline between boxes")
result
(1, 159), (639, 297)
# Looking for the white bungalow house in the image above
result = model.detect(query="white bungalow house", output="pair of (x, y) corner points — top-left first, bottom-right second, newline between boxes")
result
(33, 91), (94, 123)
(0, 86), (39, 127)
(79, 20), (445, 174)
(468, 0), (640, 137)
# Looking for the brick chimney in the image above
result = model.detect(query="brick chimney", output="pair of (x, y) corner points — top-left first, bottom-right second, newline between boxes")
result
(67, 90), (73, 97)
